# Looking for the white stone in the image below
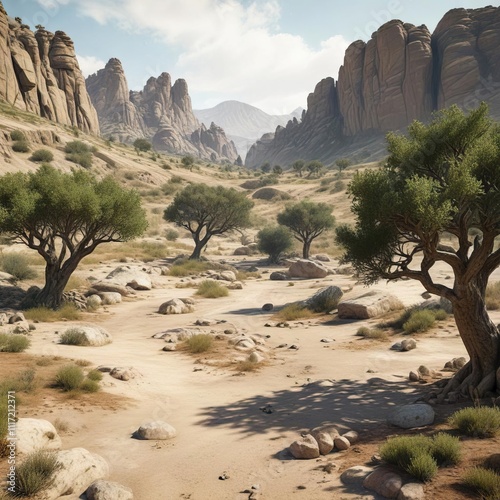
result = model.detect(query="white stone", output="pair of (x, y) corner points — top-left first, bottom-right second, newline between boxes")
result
(105, 266), (152, 290)
(60, 325), (112, 346)
(289, 434), (320, 459)
(248, 352), (264, 363)
(158, 298), (194, 315)
(338, 291), (403, 319)
(86, 294), (102, 308)
(288, 259), (329, 279)
(388, 404), (435, 429)
(397, 482), (425, 500)
(136, 421), (176, 440)
(98, 292), (122, 305)
(340, 465), (373, 485)
(86, 480), (134, 500)
(310, 430), (334, 455)
(334, 436), (351, 450)
(16, 418), (62, 455)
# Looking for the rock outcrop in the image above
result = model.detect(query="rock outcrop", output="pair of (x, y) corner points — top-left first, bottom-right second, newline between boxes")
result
(86, 58), (238, 162)
(0, 4), (99, 134)
(246, 7), (500, 167)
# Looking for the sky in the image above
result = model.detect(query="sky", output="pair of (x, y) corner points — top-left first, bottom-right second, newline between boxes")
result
(2, 0), (494, 114)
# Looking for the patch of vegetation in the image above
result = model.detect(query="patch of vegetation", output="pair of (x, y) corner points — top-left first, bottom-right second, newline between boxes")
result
(0, 333), (31, 352)
(80, 379), (100, 392)
(24, 304), (81, 322)
(53, 418), (69, 432)
(0, 252), (37, 280)
(405, 452), (438, 482)
(196, 280), (229, 298)
(402, 309), (437, 334)
(235, 360), (259, 372)
(257, 225), (293, 264)
(64, 140), (94, 168)
(184, 334), (213, 353)
(168, 260), (213, 277)
(53, 364), (85, 391)
(486, 281), (500, 310)
(58, 329), (89, 346)
(10, 130), (26, 141)
(30, 149), (54, 162)
(165, 229), (179, 241)
(355, 326), (388, 340)
(463, 467), (500, 500)
(448, 406), (500, 438)
(0, 368), (37, 394)
(275, 303), (315, 321)
(236, 270), (261, 281)
(86, 369), (103, 382)
(133, 138), (152, 152)
(14, 449), (59, 496)
(12, 140), (30, 153)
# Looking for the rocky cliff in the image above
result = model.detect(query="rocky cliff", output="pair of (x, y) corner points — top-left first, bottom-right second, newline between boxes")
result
(246, 6), (500, 168)
(86, 58), (237, 162)
(0, 3), (99, 134)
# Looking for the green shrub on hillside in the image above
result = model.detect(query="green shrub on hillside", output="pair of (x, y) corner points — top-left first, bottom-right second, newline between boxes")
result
(12, 140), (30, 153)
(30, 149), (54, 162)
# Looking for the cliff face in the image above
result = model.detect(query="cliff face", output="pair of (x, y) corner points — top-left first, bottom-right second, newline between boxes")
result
(0, 4), (99, 134)
(246, 6), (500, 168)
(86, 59), (238, 162)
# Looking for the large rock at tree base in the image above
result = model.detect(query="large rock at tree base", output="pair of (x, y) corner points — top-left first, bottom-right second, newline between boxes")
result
(38, 448), (109, 499)
(337, 291), (403, 319)
(86, 480), (134, 500)
(15, 418), (62, 455)
(105, 266), (152, 290)
(388, 403), (435, 429)
(289, 434), (320, 459)
(288, 259), (329, 279)
(89, 283), (131, 297)
(60, 325), (112, 346)
(363, 467), (403, 499)
(136, 421), (176, 440)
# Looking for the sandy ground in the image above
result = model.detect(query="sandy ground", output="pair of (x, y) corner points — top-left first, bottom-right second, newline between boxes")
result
(16, 257), (489, 500)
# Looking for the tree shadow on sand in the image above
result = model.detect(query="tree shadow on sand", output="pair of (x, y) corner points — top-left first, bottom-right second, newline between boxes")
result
(197, 377), (428, 442)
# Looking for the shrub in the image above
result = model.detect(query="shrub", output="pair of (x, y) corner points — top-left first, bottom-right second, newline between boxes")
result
(30, 149), (54, 162)
(430, 432), (461, 466)
(355, 327), (388, 340)
(58, 329), (89, 346)
(235, 360), (259, 372)
(66, 151), (92, 168)
(331, 180), (345, 193)
(53, 365), (85, 391)
(12, 140), (30, 153)
(0, 252), (37, 280)
(165, 229), (179, 241)
(168, 260), (212, 277)
(10, 130), (26, 141)
(80, 379), (100, 392)
(24, 304), (81, 322)
(0, 396), (7, 457)
(53, 418), (69, 432)
(133, 138), (152, 152)
(65, 140), (93, 168)
(185, 334), (213, 353)
(15, 450), (59, 496)
(257, 226), (293, 264)
(406, 452), (438, 482)
(380, 435), (432, 469)
(196, 280), (229, 298)
(275, 303), (315, 321)
(0, 333), (31, 352)
(403, 309), (436, 334)
(0, 368), (37, 393)
(486, 281), (500, 310)
(433, 308), (448, 320)
(449, 406), (500, 438)
(86, 369), (103, 381)
(463, 467), (500, 499)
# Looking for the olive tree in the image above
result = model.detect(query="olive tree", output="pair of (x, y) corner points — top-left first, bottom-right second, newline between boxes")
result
(278, 200), (335, 259)
(164, 183), (253, 259)
(336, 104), (500, 401)
(257, 226), (293, 264)
(0, 165), (147, 308)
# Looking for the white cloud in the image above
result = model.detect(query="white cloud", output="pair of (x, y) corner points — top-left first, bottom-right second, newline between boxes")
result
(76, 54), (106, 77)
(35, 0), (70, 10)
(58, 0), (349, 113)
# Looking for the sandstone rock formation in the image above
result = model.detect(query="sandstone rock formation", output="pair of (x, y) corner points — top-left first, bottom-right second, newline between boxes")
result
(0, 4), (99, 134)
(246, 6), (500, 168)
(86, 58), (238, 162)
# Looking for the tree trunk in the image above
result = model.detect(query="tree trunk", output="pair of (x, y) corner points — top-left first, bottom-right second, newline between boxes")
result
(33, 264), (73, 309)
(438, 281), (500, 401)
(303, 240), (311, 259)
(190, 234), (211, 260)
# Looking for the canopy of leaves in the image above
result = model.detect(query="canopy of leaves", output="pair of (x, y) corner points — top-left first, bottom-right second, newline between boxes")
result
(133, 138), (152, 152)
(257, 225), (293, 263)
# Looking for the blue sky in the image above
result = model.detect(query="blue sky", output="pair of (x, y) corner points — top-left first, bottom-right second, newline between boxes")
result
(3, 0), (493, 114)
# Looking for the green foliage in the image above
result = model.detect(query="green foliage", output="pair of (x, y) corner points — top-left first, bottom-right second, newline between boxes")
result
(54, 365), (85, 391)
(463, 467), (500, 500)
(86, 369), (103, 381)
(15, 450), (59, 496)
(335, 157), (352, 172)
(306, 160), (324, 178)
(431, 432), (462, 466)
(257, 225), (293, 264)
(0, 368), (37, 394)
(165, 228), (179, 241)
(292, 159), (305, 177)
(30, 149), (54, 162)
(0, 165), (147, 308)
(10, 130), (26, 141)
(168, 260), (213, 277)
(272, 164), (283, 175)
(196, 280), (229, 298)
(403, 309), (437, 334)
(58, 329), (89, 346)
(133, 138), (152, 152)
(164, 183), (253, 259)
(181, 155), (195, 169)
(355, 327), (387, 340)
(185, 334), (213, 353)
(449, 406), (500, 438)
(275, 303), (315, 321)
(405, 452), (438, 482)
(278, 200), (335, 258)
(0, 252), (37, 280)
(0, 333), (31, 352)
(260, 162), (271, 173)
(80, 379), (100, 392)
(12, 140), (30, 153)
(64, 140), (94, 168)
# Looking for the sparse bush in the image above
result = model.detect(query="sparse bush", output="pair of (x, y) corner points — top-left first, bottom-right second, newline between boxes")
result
(380, 435), (432, 469)
(486, 281), (500, 310)
(257, 226), (293, 264)
(30, 149), (54, 162)
(10, 130), (26, 141)
(463, 467), (500, 499)
(185, 334), (213, 353)
(53, 418), (69, 432)
(24, 304), (81, 322)
(165, 229), (179, 241)
(64, 140), (93, 168)
(58, 329), (89, 346)
(236, 360), (259, 372)
(433, 308), (448, 320)
(75, 359), (92, 367)
(170, 175), (183, 184)
(406, 452), (438, 482)
(54, 365), (84, 391)
(12, 140), (30, 153)
(331, 180), (345, 193)
(133, 138), (152, 153)
(0, 252), (37, 280)
(80, 379), (100, 392)
(355, 327), (388, 340)
(15, 449), (59, 496)
(449, 406), (500, 438)
(0, 397), (8, 457)
(0, 368), (37, 394)
(196, 280), (229, 298)
(86, 369), (103, 381)
(431, 432), (461, 466)
(35, 357), (52, 367)
(0, 333), (31, 353)
(168, 260), (212, 277)
(403, 309), (436, 334)
(275, 303), (315, 321)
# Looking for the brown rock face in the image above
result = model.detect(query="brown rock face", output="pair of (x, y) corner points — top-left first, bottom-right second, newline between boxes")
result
(246, 7), (500, 167)
(0, 6), (99, 134)
(87, 59), (237, 162)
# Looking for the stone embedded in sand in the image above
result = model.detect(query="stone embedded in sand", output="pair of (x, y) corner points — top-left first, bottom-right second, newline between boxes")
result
(90, 282), (131, 296)
(248, 352), (264, 363)
(338, 290), (403, 319)
(270, 271), (289, 281)
(397, 482), (425, 500)
(401, 339), (417, 351)
(162, 344), (177, 352)
(310, 430), (334, 455)
(340, 465), (373, 485)
(98, 292), (122, 305)
(86, 294), (102, 308)
(60, 325), (112, 346)
(289, 434), (320, 459)
(105, 265), (152, 290)
(16, 418), (62, 455)
(110, 367), (139, 381)
(227, 281), (243, 290)
(262, 303), (274, 311)
(218, 270), (236, 282)
(288, 259), (329, 279)
(388, 403), (435, 429)
(363, 467), (402, 499)
(158, 298), (194, 315)
(418, 365), (432, 377)
(334, 436), (351, 451)
(342, 430), (359, 445)
(136, 421), (176, 440)
(409, 371), (420, 382)
(86, 480), (134, 500)
(314, 254), (331, 262)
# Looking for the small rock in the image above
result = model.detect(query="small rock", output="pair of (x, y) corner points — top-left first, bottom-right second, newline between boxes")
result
(248, 352), (264, 363)
(86, 480), (134, 500)
(397, 482), (425, 500)
(288, 344), (299, 350)
(136, 421), (176, 440)
(334, 436), (350, 451)
(289, 434), (320, 459)
(409, 371), (420, 382)
(110, 367), (138, 381)
(342, 431), (359, 445)
(418, 365), (432, 377)
(401, 339), (417, 351)
(391, 342), (402, 351)
(270, 271), (289, 281)
(162, 344), (177, 352)
(320, 338), (334, 343)
(310, 430), (334, 455)
(363, 468), (402, 499)
(388, 403), (435, 429)
(340, 465), (373, 485)
(262, 303), (274, 312)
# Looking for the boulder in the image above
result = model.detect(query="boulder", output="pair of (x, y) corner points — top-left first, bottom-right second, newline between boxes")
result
(105, 265), (152, 290)
(86, 480), (133, 500)
(248, 352), (265, 363)
(310, 430), (334, 455)
(16, 418), (62, 455)
(86, 294), (102, 308)
(401, 339), (417, 351)
(60, 325), (112, 346)
(136, 421), (176, 440)
(340, 465), (373, 485)
(288, 259), (329, 279)
(397, 482), (425, 500)
(158, 298), (194, 315)
(233, 246), (251, 256)
(289, 434), (320, 459)
(363, 467), (403, 499)
(342, 430), (359, 445)
(227, 281), (243, 290)
(314, 254), (331, 262)
(262, 303), (273, 311)
(90, 282), (131, 296)
(270, 271), (289, 281)
(98, 292), (122, 305)
(306, 286), (343, 312)
(334, 436), (351, 451)
(338, 291), (403, 319)
(388, 403), (435, 429)
(110, 367), (139, 381)
(409, 371), (420, 382)
(41, 448), (109, 499)
(218, 270), (236, 282)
